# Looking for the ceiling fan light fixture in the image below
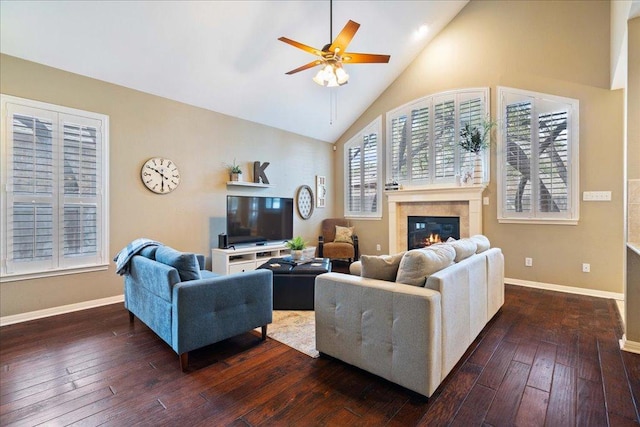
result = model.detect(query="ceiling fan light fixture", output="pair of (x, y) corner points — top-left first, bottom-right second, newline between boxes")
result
(313, 62), (349, 87)
(335, 64), (349, 85)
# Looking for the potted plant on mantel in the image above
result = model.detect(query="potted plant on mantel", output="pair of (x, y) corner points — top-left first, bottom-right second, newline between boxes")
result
(227, 159), (243, 182)
(459, 117), (496, 185)
(285, 236), (307, 260)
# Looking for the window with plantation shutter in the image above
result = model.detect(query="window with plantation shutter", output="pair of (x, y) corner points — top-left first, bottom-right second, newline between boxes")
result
(497, 87), (579, 224)
(386, 88), (490, 186)
(1, 95), (109, 281)
(344, 117), (382, 218)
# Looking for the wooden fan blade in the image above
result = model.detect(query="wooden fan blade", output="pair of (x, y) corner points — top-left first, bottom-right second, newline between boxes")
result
(328, 20), (360, 54)
(285, 60), (323, 75)
(342, 52), (391, 64)
(278, 37), (323, 56)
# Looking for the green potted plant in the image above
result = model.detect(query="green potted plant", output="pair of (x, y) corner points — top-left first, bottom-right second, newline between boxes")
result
(285, 236), (307, 260)
(459, 117), (496, 184)
(227, 159), (243, 181)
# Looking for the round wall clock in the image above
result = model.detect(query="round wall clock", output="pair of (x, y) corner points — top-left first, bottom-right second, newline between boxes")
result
(141, 157), (181, 194)
(296, 185), (314, 220)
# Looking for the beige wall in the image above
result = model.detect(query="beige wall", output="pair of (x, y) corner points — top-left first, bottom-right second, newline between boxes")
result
(626, 17), (640, 342)
(0, 54), (334, 317)
(336, 0), (625, 293)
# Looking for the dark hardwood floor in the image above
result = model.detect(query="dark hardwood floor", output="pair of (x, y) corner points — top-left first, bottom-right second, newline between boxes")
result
(1, 284), (639, 426)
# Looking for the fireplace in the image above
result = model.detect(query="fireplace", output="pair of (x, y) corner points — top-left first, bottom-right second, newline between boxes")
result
(386, 185), (486, 254)
(408, 216), (460, 250)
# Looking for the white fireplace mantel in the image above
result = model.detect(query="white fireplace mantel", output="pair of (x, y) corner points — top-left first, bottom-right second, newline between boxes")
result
(387, 184), (487, 254)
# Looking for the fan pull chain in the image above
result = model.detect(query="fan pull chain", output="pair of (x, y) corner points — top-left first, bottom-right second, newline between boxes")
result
(329, 88), (338, 125)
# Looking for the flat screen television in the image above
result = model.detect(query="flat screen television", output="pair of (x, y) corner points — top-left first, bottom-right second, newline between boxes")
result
(226, 195), (293, 246)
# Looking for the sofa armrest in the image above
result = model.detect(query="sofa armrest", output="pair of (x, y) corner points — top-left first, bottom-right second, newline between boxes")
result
(171, 269), (273, 354)
(315, 272), (442, 397)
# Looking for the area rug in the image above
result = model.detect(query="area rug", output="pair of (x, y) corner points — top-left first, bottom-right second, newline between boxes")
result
(257, 310), (319, 358)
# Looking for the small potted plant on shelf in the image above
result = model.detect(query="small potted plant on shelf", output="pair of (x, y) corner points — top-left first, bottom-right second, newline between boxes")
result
(285, 236), (307, 260)
(459, 117), (496, 185)
(227, 159), (243, 182)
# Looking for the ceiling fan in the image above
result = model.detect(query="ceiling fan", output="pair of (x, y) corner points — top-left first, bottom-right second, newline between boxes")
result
(278, 1), (390, 87)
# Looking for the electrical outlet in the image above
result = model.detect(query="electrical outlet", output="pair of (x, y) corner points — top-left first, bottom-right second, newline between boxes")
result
(582, 263), (590, 273)
(376, 244), (381, 251)
(525, 257), (533, 267)
(483, 196), (489, 205)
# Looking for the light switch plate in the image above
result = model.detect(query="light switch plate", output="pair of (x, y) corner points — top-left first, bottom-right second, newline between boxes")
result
(583, 191), (611, 201)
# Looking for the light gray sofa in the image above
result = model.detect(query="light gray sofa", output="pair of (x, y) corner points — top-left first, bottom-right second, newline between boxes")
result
(314, 236), (504, 398)
(123, 245), (273, 370)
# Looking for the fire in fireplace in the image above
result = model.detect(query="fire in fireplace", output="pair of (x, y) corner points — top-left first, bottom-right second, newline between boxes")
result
(408, 216), (460, 250)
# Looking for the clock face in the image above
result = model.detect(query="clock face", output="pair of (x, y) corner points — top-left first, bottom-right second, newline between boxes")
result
(296, 185), (314, 220)
(141, 157), (181, 194)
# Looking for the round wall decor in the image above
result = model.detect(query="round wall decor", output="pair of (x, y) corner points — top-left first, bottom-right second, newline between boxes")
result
(296, 185), (314, 220)
(141, 157), (181, 194)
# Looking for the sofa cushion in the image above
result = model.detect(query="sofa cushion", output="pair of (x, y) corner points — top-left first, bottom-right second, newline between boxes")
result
(448, 238), (478, 262)
(334, 225), (354, 243)
(470, 235), (491, 253)
(396, 245), (456, 287)
(360, 253), (405, 281)
(155, 246), (201, 282)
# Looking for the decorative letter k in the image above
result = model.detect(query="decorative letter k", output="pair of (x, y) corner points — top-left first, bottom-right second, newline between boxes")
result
(253, 161), (270, 184)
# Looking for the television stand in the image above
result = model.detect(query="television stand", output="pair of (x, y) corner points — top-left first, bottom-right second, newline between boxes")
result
(212, 244), (290, 275)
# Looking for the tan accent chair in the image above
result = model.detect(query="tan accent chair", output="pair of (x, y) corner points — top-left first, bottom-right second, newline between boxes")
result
(318, 218), (359, 263)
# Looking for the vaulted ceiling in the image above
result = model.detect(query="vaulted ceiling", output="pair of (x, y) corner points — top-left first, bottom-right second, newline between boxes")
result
(0, 1), (468, 142)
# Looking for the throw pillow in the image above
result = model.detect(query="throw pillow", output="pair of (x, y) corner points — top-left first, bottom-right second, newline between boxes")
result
(334, 225), (354, 243)
(448, 238), (478, 262)
(360, 252), (405, 281)
(470, 234), (491, 253)
(395, 245), (456, 287)
(155, 246), (202, 282)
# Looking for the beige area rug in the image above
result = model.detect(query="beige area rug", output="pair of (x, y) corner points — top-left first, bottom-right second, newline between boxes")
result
(256, 310), (319, 358)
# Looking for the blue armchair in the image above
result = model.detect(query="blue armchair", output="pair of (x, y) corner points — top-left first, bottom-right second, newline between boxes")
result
(123, 245), (273, 370)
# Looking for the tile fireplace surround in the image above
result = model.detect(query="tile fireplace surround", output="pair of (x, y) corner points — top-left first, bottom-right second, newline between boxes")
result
(387, 184), (487, 254)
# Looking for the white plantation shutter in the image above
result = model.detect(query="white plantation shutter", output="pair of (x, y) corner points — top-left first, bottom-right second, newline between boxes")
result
(410, 106), (430, 181)
(345, 117), (382, 218)
(459, 96), (485, 180)
(433, 97), (456, 180)
(389, 115), (407, 182)
(1, 95), (109, 280)
(386, 88), (489, 186)
(498, 87), (579, 224)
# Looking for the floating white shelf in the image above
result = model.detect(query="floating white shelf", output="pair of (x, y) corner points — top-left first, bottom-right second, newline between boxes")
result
(226, 181), (273, 188)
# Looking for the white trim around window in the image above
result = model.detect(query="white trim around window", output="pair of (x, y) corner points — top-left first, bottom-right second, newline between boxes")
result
(1, 94), (110, 282)
(497, 87), (579, 225)
(386, 88), (490, 187)
(344, 116), (382, 219)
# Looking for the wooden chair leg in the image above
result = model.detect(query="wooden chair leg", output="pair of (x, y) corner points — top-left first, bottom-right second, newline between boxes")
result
(179, 352), (188, 371)
(128, 311), (134, 323)
(261, 325), (267, 340)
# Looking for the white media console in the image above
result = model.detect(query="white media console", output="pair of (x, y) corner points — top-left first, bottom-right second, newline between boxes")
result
(211, 243), (290, 275)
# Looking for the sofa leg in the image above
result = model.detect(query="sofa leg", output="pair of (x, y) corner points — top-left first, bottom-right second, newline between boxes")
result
(261, 325), (267, 340)
(179, 353), (188, 371)
(128, 311), (134, 323)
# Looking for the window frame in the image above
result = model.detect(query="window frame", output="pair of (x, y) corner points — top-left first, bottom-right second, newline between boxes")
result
(386, 88), (490, 187)
(1, 94), (110, 282)
(496, 86), (579, 225)
(344, 116), (382, 219)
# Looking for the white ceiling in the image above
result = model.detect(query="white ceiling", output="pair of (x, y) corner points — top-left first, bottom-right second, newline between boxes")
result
(0, 0), (467, 143)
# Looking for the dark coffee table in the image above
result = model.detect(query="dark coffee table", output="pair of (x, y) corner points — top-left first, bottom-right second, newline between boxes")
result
(257, 257), (331, 310)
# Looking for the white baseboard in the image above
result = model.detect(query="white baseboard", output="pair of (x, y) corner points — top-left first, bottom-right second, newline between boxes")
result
(0, 294), (124, 327)
(620, 335), (640, 354)
(505, 277), (624, 301)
